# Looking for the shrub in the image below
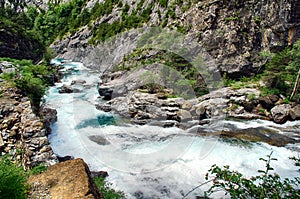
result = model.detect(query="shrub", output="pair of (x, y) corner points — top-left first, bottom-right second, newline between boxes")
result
(203, 152), (300, 198)
(0, 58), (55, 112)
(15, 73), (46, 111)
(94, 177), (125, 199)
(262, 39), (300, 99)
(0, 157), (29, 199)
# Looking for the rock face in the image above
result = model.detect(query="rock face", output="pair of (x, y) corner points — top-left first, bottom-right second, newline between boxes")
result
(52, 0), (300, 77)
(28, 158), (103, 199)
(0, 21), (43, 63)
(0, 85), (58, 168)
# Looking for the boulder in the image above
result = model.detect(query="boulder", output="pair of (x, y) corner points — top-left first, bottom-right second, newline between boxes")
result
(289, 104), (300, 120)
(269, 94), (280, 103)
(40, 107), (57, 132)
(259, 96), (274, 110)
(98, 86), (113, 100)
(71, 80), (87, 85)
(177, 109), (192, 122)
(242, 101), (257, 112)
(57, 155), (74, 162)
(271, 104), (291, 124)
(89, 135), (110, 145)
(28, 158), (103, 199)
(95, 103), (112, 112)
(58, 84), (73, 93)
(197, 98), (229, 117)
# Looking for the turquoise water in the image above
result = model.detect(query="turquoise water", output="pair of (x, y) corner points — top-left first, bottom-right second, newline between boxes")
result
(46, 60), (300, 199)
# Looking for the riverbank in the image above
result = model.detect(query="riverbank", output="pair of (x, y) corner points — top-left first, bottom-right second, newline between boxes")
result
(0, 60), (59, 168)
(96, 68), (300, 147)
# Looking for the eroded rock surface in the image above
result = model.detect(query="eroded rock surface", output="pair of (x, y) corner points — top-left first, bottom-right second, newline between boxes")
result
(28, 158), (103, 199)
(52, 0), (300, 78)
(0, 86), (58, 168)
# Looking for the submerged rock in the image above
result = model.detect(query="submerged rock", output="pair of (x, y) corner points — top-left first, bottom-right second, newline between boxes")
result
(71, 79), (87, 85)
(89, 135), (110, 145)
(58, 84), (73, 93)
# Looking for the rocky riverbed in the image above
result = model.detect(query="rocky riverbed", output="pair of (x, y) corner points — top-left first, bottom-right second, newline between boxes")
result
(96, 69), (300, 146)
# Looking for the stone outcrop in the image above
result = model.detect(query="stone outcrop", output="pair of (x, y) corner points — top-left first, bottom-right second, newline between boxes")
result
(28, 158), (104, 199)
(96, 84), (300, 145)
(0, 85), (58, 168)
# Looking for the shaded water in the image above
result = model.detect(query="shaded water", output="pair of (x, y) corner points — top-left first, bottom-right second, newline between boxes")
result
(46, 61), (300, 198)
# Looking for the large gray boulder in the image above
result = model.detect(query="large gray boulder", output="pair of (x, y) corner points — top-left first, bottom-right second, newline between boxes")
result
(271, 104), (291, 124)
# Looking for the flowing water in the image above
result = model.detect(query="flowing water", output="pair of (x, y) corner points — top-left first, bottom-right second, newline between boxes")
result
(45, 60), (300, 198)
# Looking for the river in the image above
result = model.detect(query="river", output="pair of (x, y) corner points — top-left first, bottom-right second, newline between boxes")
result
(45, 60), (300, 198)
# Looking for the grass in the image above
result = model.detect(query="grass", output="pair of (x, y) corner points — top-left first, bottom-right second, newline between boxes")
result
(0, 155), (48, 199)
(0, 156), (29, 199)
(94, 177), (125, 199)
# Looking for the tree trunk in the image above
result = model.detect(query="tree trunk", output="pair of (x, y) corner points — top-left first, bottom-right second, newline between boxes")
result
(290, 68), (300, 100)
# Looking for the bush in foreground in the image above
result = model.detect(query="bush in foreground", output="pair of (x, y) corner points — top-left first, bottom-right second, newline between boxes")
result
(0, 157), (29, 199)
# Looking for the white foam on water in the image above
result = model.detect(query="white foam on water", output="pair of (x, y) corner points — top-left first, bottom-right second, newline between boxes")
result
(46, 61), (300, 199)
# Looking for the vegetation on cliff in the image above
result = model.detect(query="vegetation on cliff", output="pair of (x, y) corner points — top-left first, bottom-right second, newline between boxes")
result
(94, 177), (125, 199)
(0, 156), (29, 199)
(2, 0), (298, 99)
(225, 39), (300, 102)
(0, 58), (55, 112)
(0, 1), (44, 62)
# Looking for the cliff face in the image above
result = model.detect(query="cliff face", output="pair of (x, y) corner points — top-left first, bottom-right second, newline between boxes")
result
(0, 61), (58, 169)
(0, 21), (44, 63)
(52, 0), (300, 77)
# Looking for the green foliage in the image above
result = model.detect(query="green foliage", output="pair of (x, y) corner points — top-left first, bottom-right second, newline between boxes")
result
(204, 152), (300, 198)
(0, 156), (29, 199)
(262, 39), (300, 100)
(34, 0), (89, 45)
(121, 48), (209, 97)
(94, 177), (125, 199)
(225, 16), (239, 21)
(0, 155), (48, 199)
(44, 47), (57, 64)
(90, 2), (153, 44)
(0, 72), (15, 82)
(15, 74), (46, 109)
(248, 93), (256, 101)
(0, 58), (54, 112)
(158, 0), (169, 8)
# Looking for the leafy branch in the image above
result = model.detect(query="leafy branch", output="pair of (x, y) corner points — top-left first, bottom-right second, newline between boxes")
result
(183, 152), (300, 198)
